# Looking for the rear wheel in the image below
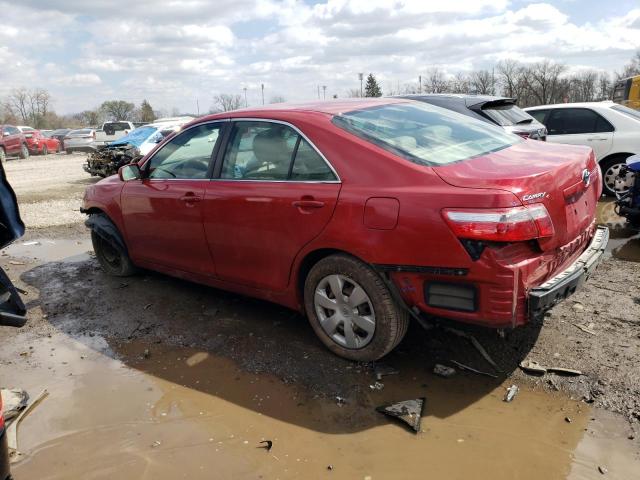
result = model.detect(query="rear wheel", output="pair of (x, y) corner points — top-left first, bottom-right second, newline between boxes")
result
(91, 230), (137, 277)
(304, 254), (409, 361)
(42, 144), (48, 156)
(600, 155), (630, 197)
(19, 143), (29, 159)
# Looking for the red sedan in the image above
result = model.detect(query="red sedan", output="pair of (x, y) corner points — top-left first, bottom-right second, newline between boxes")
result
(82, 98), (608, 361)
(24, 130), (61, 155)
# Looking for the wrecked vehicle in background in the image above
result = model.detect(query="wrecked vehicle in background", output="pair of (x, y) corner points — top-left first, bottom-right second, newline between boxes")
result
(83, 119), (191, 177)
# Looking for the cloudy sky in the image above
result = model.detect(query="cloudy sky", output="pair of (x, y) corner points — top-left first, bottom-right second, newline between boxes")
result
(1, 0), (638, 115)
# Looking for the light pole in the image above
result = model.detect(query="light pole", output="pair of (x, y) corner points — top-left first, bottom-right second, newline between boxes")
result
(261, 83), (264, 105)
(322, 85), (327, 100)
(358, 73), (363, 97)
(418, 75), (422, 94)
(243, 87), (247, 107)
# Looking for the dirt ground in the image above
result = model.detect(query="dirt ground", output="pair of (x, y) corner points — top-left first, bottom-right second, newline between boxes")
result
(0, 154), (639, 479)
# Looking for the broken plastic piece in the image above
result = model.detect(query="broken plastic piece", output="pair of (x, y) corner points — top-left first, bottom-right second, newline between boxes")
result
(7, 389), (48, 460)
(258, 440), (273, 451)
(0, 388), (28, 421)
(450, 360), (498, 379)
(504, 385), (519, 402)
(547, 367), (582, 376)
(376, 398), (425, 433)
(433, 364), (456, 378)
(374, 364), (399, 380)
(519, 360), (547, 375)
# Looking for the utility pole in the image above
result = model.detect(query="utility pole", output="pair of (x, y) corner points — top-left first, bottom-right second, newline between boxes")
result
(243, 87), (248, 107)
(418, 75), (422, 94)
(358, 73), (364, 97)
(317, 85), (320, 99)
(261, 84), (264, 105)
(196, 98), (200, 115)
(322, 85), (327, 100)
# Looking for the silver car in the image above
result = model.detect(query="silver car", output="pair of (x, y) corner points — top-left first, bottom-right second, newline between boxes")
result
(64, 129), (96, 153)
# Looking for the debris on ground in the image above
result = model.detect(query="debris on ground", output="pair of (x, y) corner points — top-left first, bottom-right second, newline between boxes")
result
(327, 465), (333, 471)
(7, 389), (49, 461)
(374, 364), (399, 380)
(433, 364), (456, 378)
(445, 328), (500, 372)
(335, 396), (346, 407)
(565, 417), (572, 423)
(151, 440), (161, 448)
(257, 440), (273, 452)
(450, 360), (498, 379)
(547, 367), (582, 376)
(143, 348), (151, 359)
(574, 323), (597, 335)
(369, 382), (384, 391)
(504, 385), (519, 403)
(376, 398), (425, 433)
(519, 359), (547, 375)
(0, 388), (29, 421)
(598, 466), (608, 475)
(22, 241), (40, 246)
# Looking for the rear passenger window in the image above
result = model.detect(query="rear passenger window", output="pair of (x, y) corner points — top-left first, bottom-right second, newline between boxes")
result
(528, 110), (548, 124)
(221, 121), (336, 182)
(546, 108), (613, 135)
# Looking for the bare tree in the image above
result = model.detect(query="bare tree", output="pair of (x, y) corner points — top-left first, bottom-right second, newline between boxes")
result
(449, 72), (470, 94)
(346, 88), (361, 98)
(469, 69), (496, 95)
(3, 88), (53, 127)
(423, 68), (449, 93)
(617, 49), (640, 79)
(269, 95), (286, 104)
(101, 100), (136, 120)
(77, 109), (104, 126)
(522, 60), (567, 105)
(4, 88), (31, 124)
(568, 71), (598, 102)
(496, 60), (526, 99)
(597, 73), (612, 100)
(212, 94), (243, 112)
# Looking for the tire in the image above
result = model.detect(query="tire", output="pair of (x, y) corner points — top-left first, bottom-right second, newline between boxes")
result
(66, 149), (72, 155)
(600, 155), (630, 197)
(19, 143), (29, 159)
(304, 254), (409, 361)
(91, 230), (137, 277)
(0, 148), (5, 163)
(42, 145), (48, 156)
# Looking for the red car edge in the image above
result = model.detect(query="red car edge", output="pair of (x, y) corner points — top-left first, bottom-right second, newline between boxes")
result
(81, 98), (608, 361)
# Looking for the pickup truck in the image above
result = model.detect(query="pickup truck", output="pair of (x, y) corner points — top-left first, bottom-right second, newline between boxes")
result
(93, 121), (135, 147)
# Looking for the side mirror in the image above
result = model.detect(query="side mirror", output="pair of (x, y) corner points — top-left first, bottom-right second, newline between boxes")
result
(119, 163), (142, 181)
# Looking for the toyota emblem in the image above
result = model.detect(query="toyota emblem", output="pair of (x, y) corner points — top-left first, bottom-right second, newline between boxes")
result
(582, 169), (591, 187)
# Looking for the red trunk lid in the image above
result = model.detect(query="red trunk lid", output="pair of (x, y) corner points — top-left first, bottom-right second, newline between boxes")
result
(432, 140), (600, 250)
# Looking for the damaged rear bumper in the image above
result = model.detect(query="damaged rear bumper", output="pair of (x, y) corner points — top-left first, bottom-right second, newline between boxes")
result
(528, 226), (609, 319)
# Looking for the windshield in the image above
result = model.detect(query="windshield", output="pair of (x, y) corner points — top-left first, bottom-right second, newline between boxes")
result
(332, 102), (520, 166)
(110, 126), (158, 147)
(611, 104), (640, 121)
(482, 104), (533, 126)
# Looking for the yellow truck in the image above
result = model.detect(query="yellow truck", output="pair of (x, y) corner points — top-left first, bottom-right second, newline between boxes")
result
(613, 75), (640, 109)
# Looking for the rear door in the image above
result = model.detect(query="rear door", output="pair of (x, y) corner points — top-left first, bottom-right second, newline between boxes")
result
(544, 108), (614, 160)
(202, 120), (341, 291)
(4, 127), (21, 154)
(121, 122), (224, 276)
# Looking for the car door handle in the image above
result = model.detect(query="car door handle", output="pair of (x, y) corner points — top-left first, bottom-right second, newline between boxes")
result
(292, 200), (325, 209)
(587, 138), (607, 141)
(180, 193), (202, 203)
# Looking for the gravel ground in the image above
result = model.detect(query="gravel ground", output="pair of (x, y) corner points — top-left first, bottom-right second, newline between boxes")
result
(4, 152), (97, 228)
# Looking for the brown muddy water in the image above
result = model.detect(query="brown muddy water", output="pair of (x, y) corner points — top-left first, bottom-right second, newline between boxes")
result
(596, 199), (640, 262)
(3, 332), (638, 480)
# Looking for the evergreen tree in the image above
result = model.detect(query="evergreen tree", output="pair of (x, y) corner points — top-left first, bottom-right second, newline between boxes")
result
(139, 99), (156, 122)
(364, 73), (382, 97)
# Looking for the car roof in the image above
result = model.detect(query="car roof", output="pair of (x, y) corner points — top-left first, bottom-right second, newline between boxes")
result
(193, 97), (409, 124)
(525, 101), (616, 110)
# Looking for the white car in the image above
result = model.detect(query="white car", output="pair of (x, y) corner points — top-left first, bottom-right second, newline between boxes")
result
(525, 101), (640, 196)
(106, 119), (192, 156)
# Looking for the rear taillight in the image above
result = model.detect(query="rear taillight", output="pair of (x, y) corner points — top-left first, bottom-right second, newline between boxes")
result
(442, 204), (554, 242)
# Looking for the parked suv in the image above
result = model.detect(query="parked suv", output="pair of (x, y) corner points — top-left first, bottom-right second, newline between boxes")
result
(525, 101), (640, 196)
(83, 98), (606, 362)
(0, 125), (29, 162)
(399, 94), (547, 140)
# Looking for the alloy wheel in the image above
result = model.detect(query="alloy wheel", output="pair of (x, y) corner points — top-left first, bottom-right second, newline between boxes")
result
(604, 162), (630, 194)
(314, 274), (376, 349)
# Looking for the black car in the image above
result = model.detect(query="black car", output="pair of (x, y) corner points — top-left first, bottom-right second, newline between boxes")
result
(0, 161), (27, 480)
(398, 94), (547, 140)
(49, 129), (72, 151)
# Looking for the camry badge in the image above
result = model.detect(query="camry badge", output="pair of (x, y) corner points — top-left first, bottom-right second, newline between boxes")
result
(582, 169), (591, 187)
(522, 192), (546, 201)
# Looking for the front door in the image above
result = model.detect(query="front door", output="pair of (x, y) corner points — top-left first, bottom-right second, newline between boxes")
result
(121, 122), (224, 276)
(202, 120), (341, 291)
(545, 108), (614, 160)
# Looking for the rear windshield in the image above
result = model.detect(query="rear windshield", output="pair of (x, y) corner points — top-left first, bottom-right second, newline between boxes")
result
(482, 104), (534, 126)
(104, 122), (130, 131)
(332, 102), (520, 166)
(611, 104), (640, 121)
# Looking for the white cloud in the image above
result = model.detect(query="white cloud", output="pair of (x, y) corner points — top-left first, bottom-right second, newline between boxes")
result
(0, 0), (638, 114)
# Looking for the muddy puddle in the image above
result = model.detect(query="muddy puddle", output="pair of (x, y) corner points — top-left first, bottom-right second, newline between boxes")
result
(2, 238), (92, 263)
(596, 199), (640, 262)
(3, 332), (638, 480)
